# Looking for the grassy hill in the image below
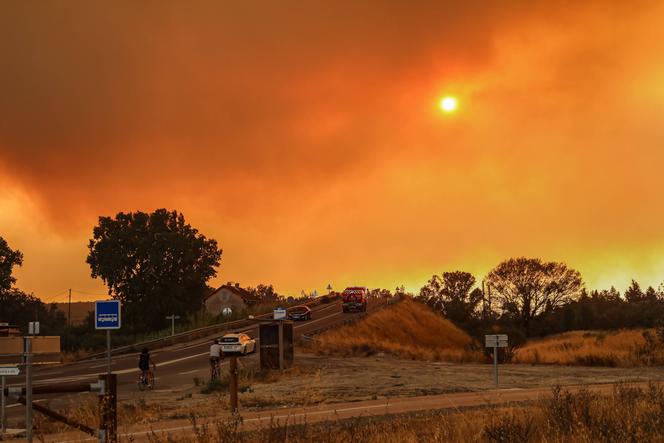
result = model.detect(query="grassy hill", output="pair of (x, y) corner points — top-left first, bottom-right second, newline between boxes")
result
(313, 297), (482, 362)
(513, 329), (664, 366)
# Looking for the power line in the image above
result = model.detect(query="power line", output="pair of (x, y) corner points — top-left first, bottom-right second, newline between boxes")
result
(71, 289), (111, 297)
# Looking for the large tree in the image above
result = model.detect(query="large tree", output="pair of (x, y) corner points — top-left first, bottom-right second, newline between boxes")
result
(485, 257), (583, 333)
(87, 209), (222, 331)
(419, 271), (482, 324)
(0, 236), (23, 292)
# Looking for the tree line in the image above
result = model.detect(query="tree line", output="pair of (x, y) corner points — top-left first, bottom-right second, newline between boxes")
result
(416, 257), (664, 344)
(2, 209), (663, 350)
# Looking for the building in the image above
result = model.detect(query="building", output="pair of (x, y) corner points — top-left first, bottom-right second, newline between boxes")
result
(204, 283), (261, 316)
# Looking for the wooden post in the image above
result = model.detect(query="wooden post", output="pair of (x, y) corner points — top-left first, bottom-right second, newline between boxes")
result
(229, 356), (238, 413)
(98, 374), (117, 443)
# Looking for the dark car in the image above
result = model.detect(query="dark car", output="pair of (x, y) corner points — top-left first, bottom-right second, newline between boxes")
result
(288, 305), (312, 321)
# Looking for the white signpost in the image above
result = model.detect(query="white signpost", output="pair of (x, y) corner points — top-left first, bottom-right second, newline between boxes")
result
(0, 367), (19, 377)
(273, 308), (287, 320)
(485, 334), (508, 387)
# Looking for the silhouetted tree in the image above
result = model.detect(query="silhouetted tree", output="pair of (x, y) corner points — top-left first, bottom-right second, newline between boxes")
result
(625, 280), (645, 303)
(0, 236), (23, 292)
(419, 271), (482, 324)
(485, 258), (583, 334)
(247, 284), (279, 302)
(644, 286), (659, 303)
(87, 209), (222, 332)
(0, 289), (66, 335)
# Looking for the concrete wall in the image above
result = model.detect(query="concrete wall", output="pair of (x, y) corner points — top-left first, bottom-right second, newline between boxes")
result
(0, 336), (61, 355)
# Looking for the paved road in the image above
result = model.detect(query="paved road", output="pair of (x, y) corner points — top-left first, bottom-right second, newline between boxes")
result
(12, 380), (663, 442)
(2, 298), (386, 422)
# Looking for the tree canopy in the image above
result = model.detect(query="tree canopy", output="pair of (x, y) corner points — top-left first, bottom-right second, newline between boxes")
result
(87, 209), (222, 331)
(485, 257), (583, 332)
(419, 271), (482, 324)
(0, 236), (23, 292)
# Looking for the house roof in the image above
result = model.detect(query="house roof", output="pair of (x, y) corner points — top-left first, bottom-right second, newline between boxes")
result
(205, 284), (261, 303)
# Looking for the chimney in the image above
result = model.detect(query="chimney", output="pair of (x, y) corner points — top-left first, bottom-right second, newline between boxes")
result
(235, 283), (240, 288)
(227, 281), (233, 286)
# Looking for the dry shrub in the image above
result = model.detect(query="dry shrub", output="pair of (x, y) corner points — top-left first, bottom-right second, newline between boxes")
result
(313, 298), (483, 362)
(514, 329), (664, 366)
(143, 383), (664, 443)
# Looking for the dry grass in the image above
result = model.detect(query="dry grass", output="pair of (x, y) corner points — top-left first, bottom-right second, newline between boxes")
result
(313, 298), (483, 362)
(143, 383), (664, 443)
(514, 329), (664, 367)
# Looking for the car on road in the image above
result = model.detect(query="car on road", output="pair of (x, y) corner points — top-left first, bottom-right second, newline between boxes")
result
(342, 286), (368, 312)
(288, 305), (312, 321)
(219, 333), (256, 355)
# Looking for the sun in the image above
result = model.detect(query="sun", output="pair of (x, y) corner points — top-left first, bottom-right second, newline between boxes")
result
(439, 96), (458, 113)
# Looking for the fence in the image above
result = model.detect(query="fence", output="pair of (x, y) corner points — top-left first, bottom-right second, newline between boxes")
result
(3, 374), (116, 442)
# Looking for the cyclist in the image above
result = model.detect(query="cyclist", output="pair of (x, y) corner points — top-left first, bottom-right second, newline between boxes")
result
(210, 339), (222, 380)
(138, 348), (156, 386)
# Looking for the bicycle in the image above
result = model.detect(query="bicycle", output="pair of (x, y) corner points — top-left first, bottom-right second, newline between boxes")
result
(210, 358), (221, 381)
(138, 368), (155, 391)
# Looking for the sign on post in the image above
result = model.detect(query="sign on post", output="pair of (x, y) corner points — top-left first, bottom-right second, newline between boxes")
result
(95, 301), (121, 330)
(273, 308), (287, 320)
(28, 322), (39, 335)
(95, 300), (121, 376)
(0, 366), (19, 376)
(485, 334), (508, 387)
(485, 334), (508, 348)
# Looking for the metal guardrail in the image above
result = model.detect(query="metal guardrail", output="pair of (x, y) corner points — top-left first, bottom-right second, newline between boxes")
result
(81, 298), (329, 360)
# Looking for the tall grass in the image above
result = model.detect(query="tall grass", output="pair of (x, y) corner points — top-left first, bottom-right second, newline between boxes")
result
(514, 329), (664, 366)
(313, 298), (482, 362)
(141, 383), (664, 443)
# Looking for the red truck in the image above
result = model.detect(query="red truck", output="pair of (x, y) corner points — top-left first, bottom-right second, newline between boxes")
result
(342, 287), (368, 313)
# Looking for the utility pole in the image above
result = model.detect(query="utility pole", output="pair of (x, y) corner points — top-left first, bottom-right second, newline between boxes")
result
(66, 289), (72, 352)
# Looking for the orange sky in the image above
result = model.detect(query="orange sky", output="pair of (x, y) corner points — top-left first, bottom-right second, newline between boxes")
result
(1, 1), (664, 302)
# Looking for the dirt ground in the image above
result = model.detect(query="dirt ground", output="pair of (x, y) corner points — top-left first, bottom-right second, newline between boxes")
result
(118, 350), (664, 420)
(234, 351), (664, 408)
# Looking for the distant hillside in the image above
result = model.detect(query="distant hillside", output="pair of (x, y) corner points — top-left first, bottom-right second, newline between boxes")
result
(314, 298), (482, 362)
(52, 302), (94, 326)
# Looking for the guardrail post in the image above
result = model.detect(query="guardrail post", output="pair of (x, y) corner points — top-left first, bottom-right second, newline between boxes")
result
(97, 374), (117, 443)
(229, 356), (238, 413)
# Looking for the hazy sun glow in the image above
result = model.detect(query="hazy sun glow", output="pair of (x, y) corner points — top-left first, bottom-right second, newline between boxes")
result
(439, 96), (458, 113)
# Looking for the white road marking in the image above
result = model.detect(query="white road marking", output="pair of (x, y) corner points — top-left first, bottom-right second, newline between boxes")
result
(34, 351), (210, 383)
(177, 369), (200, 375)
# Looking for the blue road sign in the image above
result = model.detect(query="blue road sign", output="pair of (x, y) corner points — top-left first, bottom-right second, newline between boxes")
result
(95, 300), (121, 330)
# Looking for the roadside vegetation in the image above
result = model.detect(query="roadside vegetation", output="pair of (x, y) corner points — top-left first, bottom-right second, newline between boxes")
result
(514, 328), (664, 367)
(312, 297), (483, 362)
(127, 383), (664, 442)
